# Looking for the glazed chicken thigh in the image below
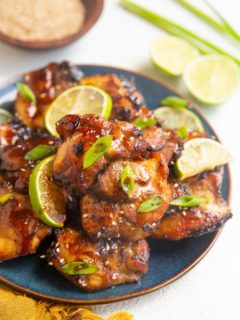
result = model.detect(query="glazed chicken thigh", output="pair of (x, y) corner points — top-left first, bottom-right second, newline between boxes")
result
(53, 114), (172, 240)
(47, 228), (149, 291)
(153, 168), (232, 240)
(0, 178), (51, 261)
(15, 61), (82, 129)
(0, 120), (55, 192)
(0, 120), (53, 260)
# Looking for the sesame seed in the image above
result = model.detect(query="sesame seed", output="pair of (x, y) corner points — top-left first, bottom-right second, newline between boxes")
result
(48, 261), (53, 266)
(182, 211), (187, 216)
(82, 214), (88, 218)
(112, 273), (119, 280)
(129, 204), (134, 208)
(40, 254), (46, 259)
(112, 221), (117, 226)
(109, 213), (113, 219)
(105, 260), (110, 265)
(97, 231), (101, 238)
(56, 248), (60, 253)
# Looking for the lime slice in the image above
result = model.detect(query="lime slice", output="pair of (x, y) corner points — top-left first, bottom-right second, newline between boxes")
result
(45, 85), (112, 137)
(29, 155), (66, 228)
(175, 138), (231, 180)
(184, 54), (239, 105)
(151, 36), (199, 76)
(0, 109), (13, 124)
(154, 107), (204, 132)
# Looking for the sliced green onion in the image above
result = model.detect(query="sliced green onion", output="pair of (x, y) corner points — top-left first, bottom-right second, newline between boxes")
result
(133, 117), (157, 129)
(17, 82), (36, 104)
(177, 127), (188, 140)
(170, 195), (208, 207)
(0, 109), (13, 124)
(137, 196), (162, 213)
(61, 261), (98, 275)
(24, 144), (56, 161)
(83, 135), (113, 169)
(0, 192), (13, 205)
(161, 96), (188, 108)
(120, 163), (135, 196)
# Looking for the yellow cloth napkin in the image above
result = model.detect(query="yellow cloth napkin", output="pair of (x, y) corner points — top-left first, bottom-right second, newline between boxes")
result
(0, 284), (134, 320)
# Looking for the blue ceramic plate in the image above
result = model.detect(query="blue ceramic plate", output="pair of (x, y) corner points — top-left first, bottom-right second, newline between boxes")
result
(0, 65), (230, 304)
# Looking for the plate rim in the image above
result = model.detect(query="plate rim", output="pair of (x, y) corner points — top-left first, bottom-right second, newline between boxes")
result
(0, 64), (232, 305)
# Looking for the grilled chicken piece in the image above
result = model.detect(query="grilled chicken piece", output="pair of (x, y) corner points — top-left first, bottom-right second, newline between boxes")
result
(0, 120), (55, 193)
(53, 114), (158, 194)
(0, 180), (51, 261)
(47, 228), (149, 291)
(81, 74), (152, 121)
(15, 62), (82, 129)
(153, 168), (232, 240)
(82, 157), (171, 241)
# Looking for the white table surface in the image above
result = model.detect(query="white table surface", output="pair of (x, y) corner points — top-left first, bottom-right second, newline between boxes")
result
(0, 0), (239, 319)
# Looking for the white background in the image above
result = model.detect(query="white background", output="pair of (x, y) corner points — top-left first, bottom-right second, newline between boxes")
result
(0, 0), (239, 319)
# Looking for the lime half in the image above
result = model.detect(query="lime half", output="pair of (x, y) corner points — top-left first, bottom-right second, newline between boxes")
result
(175, 138), (231, 180)
(45, 85), (112, 137)
(184, 54), (239, 105)
(29, 155), (66, 228)
(154, 107), (204, 132)
(151, 36), (199, 76)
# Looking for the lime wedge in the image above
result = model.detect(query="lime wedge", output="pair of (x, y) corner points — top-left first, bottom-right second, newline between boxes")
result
(0, 109), (13, 124)
(184, 54), (239, 105)
(45, 85), (112, 137)
(29, 155), (66, 228)
(154, 107), (204, 132)
(175, 138), (231, 180)
(151, 36), (199, 76)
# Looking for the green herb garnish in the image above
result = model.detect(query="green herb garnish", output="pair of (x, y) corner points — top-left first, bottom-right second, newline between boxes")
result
(17, 82), (36, 104)
(0, 109), (13, 124)
(137, 196), (162, 213)
(61, 261), (98, 275)
(133, 117), (157, 129)
(0, 193), (13, 205)
(83, 135), (113, 169)
(170, 195), (208, 207)
(177, 127), (188, 140)
(120, 163), (135, 196)
(161, 96), (188, 108)
(24, 144), (56, 161)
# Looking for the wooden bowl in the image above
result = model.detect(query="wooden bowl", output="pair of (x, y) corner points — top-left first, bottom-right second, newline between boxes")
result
(0, 0), (104, 50)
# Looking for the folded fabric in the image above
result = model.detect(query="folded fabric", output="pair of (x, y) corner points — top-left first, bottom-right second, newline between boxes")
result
(0, 283), (133, 320)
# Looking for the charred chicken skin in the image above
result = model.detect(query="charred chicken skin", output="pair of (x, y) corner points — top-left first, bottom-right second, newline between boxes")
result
(47, 228), (149, 291)
(153, 168), (232, 240)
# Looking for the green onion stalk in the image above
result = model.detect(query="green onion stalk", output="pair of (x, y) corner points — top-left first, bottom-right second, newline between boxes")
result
(176, 0), (240, 42)
(121, 0), (240, 67)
